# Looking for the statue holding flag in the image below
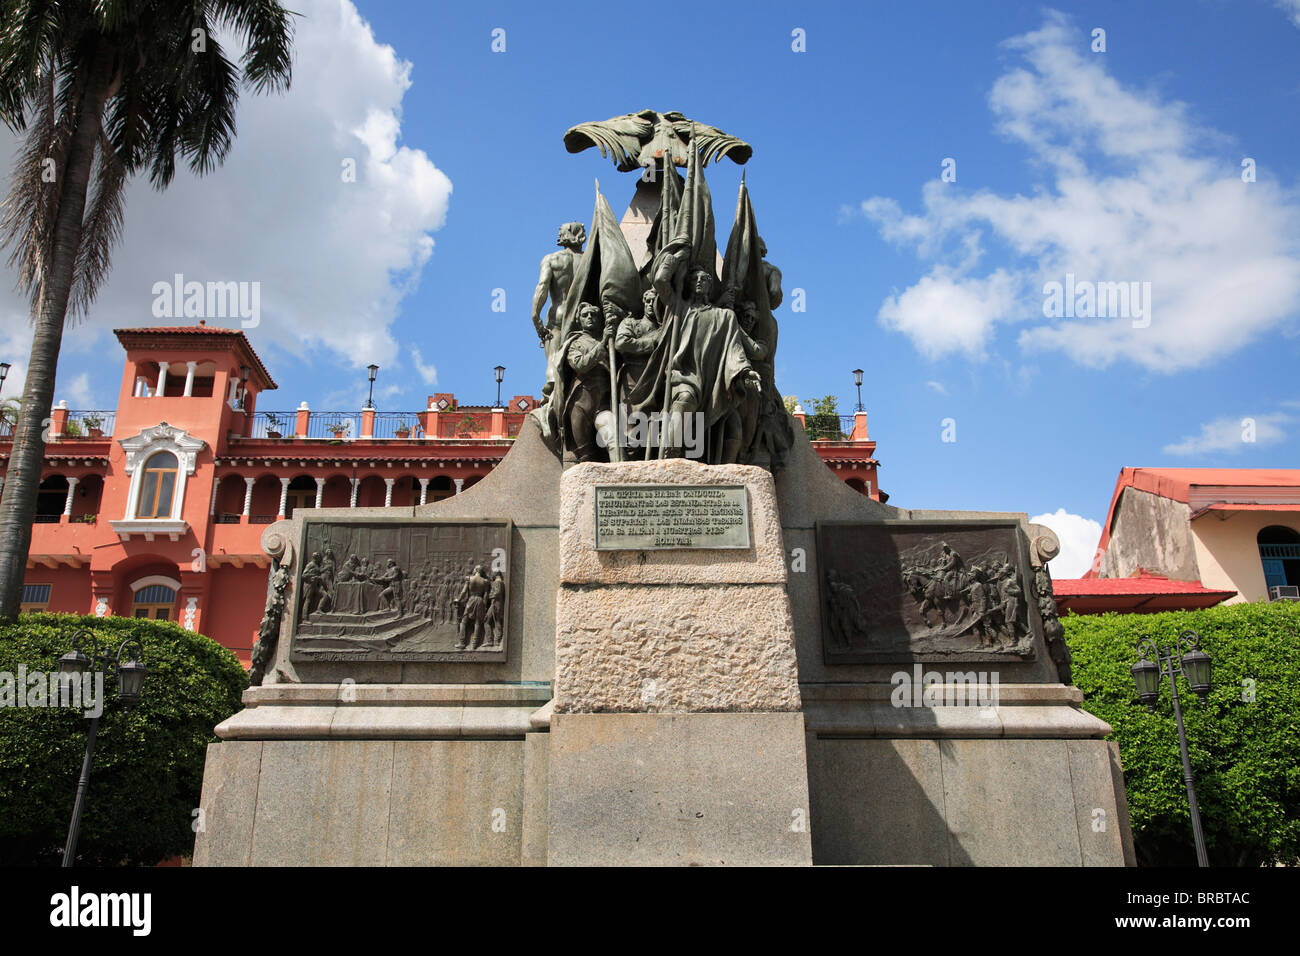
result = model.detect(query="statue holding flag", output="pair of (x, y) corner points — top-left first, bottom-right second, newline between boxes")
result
(534, 110), (792, 470)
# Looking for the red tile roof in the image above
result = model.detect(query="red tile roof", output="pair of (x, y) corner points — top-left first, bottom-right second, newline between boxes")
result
(114, 325), (276, 390)
(1052, 569), (1236, 614)
(1052, 569), (1233, 597)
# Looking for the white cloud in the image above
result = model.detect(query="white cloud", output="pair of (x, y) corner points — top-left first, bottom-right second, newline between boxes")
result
(410, 346), (438, 386)
(924, 380), (948, 395)
(0, 0), (451, 384)
(1163, 412), (1290, 456)
(1031, 508), (1102, 579)
(1277, 1), (1300, 28)
(860, 11), (1300, 372)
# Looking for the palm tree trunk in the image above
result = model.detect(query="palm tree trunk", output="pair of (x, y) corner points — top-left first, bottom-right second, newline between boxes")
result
(0, 48), (113, 621)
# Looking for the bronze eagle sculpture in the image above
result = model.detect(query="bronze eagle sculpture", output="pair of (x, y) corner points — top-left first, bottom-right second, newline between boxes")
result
(563, 109), (752, 172)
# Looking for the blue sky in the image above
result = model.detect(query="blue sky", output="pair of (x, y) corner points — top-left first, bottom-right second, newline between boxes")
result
(2, 0), (1299, 574)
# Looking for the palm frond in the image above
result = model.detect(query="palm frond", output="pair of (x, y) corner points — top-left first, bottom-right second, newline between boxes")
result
(210, 0), (295, 94)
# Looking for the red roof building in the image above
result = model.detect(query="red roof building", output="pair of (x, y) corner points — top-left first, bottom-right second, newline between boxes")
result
(1051, 569), (1236, 615)
(1053, 467), (1300, 613)
(2, 325), (885, 662)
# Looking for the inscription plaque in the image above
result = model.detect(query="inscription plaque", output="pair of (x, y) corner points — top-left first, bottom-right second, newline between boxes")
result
(817, 520), (1041, 663)
(594, 484), (751, 550)
(288, 516), (511, 663)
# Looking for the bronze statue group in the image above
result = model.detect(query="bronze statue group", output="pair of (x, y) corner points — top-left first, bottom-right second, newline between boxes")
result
(531, 111), (793, 470)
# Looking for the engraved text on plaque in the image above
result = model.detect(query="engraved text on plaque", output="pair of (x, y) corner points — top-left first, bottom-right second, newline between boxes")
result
(594, 485), (751, 550)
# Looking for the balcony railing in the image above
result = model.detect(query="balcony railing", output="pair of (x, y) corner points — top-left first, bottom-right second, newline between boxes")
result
(307, 412), (359, 440)
(0, 410), (115, 440)
(803, 415), (858, 442)
(65, 410), (115, 438)
(249, 412), (293, 438)
(372, 412), (425, 439)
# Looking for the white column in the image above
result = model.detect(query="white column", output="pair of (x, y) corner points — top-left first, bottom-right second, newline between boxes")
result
(62, 476), (78, 517)
(135, 377), (147, 397)
(453, 478), (464, 495)
(384, 478), (394, 507)
(418, 478), (429, 506)
(210, 475), (221, 515)
(242, 476), (254, 517)
(349, 478), (359, 507)
(183, 361), (197, 397)
(156, 361), (169, 397)
(314, 477), (325, 508)
(278, 477), (290, 518)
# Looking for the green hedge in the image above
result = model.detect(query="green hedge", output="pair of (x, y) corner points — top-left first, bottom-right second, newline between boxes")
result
(1065, 601), (1300, 867)
(0, 613), (247, 865)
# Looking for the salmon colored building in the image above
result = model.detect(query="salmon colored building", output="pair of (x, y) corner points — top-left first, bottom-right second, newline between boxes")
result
(3, 324), (885, 663)
(1051, 466), (1300, 614)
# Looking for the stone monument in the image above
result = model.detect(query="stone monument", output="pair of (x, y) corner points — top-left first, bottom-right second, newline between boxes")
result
(193, 110), (1133, 867)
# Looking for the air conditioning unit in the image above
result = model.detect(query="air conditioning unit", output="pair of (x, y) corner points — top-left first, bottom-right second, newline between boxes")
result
(1268, 585), (1300, 602)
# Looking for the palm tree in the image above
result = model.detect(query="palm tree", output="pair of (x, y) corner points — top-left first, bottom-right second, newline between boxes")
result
(0, 1), (294, 619)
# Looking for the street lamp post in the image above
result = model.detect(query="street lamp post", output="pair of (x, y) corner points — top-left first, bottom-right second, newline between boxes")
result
(0, 361), (10, 430)
(494, 365), (505, 408)
(1132, 629), (1213, 867)
(57, 629), (148, 867)
(366, 364), (380, 409)
(852, 368), (864, 413)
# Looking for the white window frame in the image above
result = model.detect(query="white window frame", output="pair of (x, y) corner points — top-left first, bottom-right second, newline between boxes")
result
(111, 423), (206, 541)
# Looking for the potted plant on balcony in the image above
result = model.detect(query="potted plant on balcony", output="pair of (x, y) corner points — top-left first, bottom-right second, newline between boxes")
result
(328, 421), (351, 441)
(394, 423), (412, 439)
(83, 414), (104, 438)
(264, 413), (285, 439)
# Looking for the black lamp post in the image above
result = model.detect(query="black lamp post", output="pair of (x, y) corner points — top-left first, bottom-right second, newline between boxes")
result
(366, 364), (379, 409)
(57, 629), (148, 867)
(0, 361), (10, 428)
(494, 365), (505, 408)
(1132, 630), (1213, 866)
(852, 369), (864, 413)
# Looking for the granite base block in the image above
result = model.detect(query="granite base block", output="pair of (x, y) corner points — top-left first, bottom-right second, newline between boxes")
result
(546, 712), (813, 866)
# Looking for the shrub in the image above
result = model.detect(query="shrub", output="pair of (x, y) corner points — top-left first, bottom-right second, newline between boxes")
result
(0, 613), (247, 865)
(1065, 602), (1300, 866)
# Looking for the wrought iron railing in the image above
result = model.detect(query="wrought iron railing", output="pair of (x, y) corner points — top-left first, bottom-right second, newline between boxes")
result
(372, 412), (424, 439)
(249, 411), (292, 438)
(307, 412), (359, 440)
(803, 415), (857, 441)
(63, 410), (115, 438)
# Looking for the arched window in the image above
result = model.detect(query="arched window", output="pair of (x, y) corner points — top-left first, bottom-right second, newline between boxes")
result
(133, 584), (176, 620)
(136, 451), (178, 518)
(1258, 525), (1300, 594)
